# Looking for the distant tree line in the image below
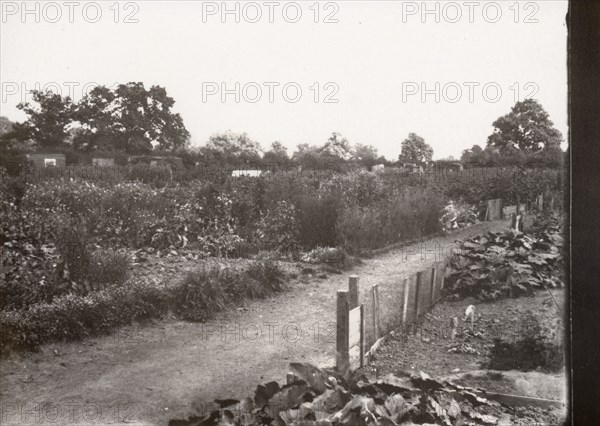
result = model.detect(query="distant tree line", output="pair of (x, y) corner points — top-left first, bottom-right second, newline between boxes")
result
(0, 85), (565, 175)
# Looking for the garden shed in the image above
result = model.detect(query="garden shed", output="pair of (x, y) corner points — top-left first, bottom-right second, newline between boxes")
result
(28, 153), (66, 168)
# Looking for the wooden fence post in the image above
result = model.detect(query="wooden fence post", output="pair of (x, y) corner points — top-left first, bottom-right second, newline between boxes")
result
(440, 264), (446, 292)
(336, 290), (349, 372)
(429, 265), (437, 308)
(349, 276), (359, 309)
(372, 284), (381, 340)
(401, 277), (410, 329)
(360, 304), (365, 368)
(414, 272), (422, 320)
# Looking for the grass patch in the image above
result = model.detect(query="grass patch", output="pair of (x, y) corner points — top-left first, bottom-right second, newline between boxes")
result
(0, 259), (286, 355)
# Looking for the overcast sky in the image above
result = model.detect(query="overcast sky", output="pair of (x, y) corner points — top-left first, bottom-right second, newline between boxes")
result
(1, 0), (568, 160)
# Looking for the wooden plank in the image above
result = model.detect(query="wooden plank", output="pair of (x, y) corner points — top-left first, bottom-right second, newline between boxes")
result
(360, 304), (365, 368)
(336, 290), (349, 372)
(485, 392), (565, 410)
(348, 306), (362, 348)
(503, 205), (517, 219)
(376, 286), (382, 338)
(486, 198), (503, 221)
(348, 305), (364, 370)
(448, 390), (565, 411)
(349, 346), (361, 370)
(401, 277), (410, 327)
(348, 276), (359, 309)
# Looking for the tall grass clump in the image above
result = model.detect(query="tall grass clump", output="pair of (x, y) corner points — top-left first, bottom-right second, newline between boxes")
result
(337, 187), (445, 254)
(0, 259), (286, 354)
(171, 260), (286, 321)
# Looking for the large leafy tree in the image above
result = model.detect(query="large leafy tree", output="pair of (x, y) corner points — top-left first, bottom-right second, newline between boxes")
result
(399, 132), (433, 163)
(353, 143), (378, 163)
(12, 90), (74, 148)
(291, 143), (321, 166)
(487, 99), (563, 152)
(263, 141), (289, 164)
(200, 131), (263, 164)
(319, 132), (354, 161)
(0, 116), (14, 137)
(74, 83), (190, 154)
(0, 116), (34, 175)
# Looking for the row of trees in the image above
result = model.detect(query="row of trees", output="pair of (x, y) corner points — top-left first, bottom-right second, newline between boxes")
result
(1, 83), (565, 168)
(6, 83), (190, 154)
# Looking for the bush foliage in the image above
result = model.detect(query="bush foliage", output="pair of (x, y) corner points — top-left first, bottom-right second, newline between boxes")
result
(0, 259), (286, 354)
(0, 164), (564, 353)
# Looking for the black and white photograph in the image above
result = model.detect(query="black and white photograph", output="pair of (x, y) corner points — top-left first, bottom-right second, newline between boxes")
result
(0, 1), (589, 425)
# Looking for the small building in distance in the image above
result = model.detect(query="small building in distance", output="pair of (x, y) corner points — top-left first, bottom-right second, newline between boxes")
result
(231, 169), (263, 178)
(398, 161), (424, 173)
(433, 160), (463, 172)
(92, 157), (115, 167)
(371, 164), (385, 173)
(28, 153), (66, 168)
(128, 155), (183, 168)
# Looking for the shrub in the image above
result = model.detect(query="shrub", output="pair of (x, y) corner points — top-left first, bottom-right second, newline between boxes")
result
(296, 195), (338, 249)
(337, 188), (444, 254)
(170, 268), (228, 321)
(256, 201), (299, 255)
(319, 170), (385, 208)
(245, 259), (286, 293)
(435, 166), (563, 206)
(87, 249), (131, 290)
(170, 260), (286, 321)
(0, 279), (170, 354)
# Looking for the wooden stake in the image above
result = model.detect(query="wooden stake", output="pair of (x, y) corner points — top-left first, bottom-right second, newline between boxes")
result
(349, 276), (359, 309)
(336, 290), (349, 373)
(372, 285), (380, 340)
(429, 266), (437, 308)
(286, 372), (296, 385)
(414, 272), (422, 320)
(450, 316), (458, 340)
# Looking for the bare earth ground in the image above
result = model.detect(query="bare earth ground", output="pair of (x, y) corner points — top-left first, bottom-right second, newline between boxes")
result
(370, 289), (567, 424)
(371, 290), (566, 395)
(0, 221), (509, 426)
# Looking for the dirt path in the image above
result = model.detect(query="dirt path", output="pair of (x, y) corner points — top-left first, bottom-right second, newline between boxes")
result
(0, 221), (508, 426)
